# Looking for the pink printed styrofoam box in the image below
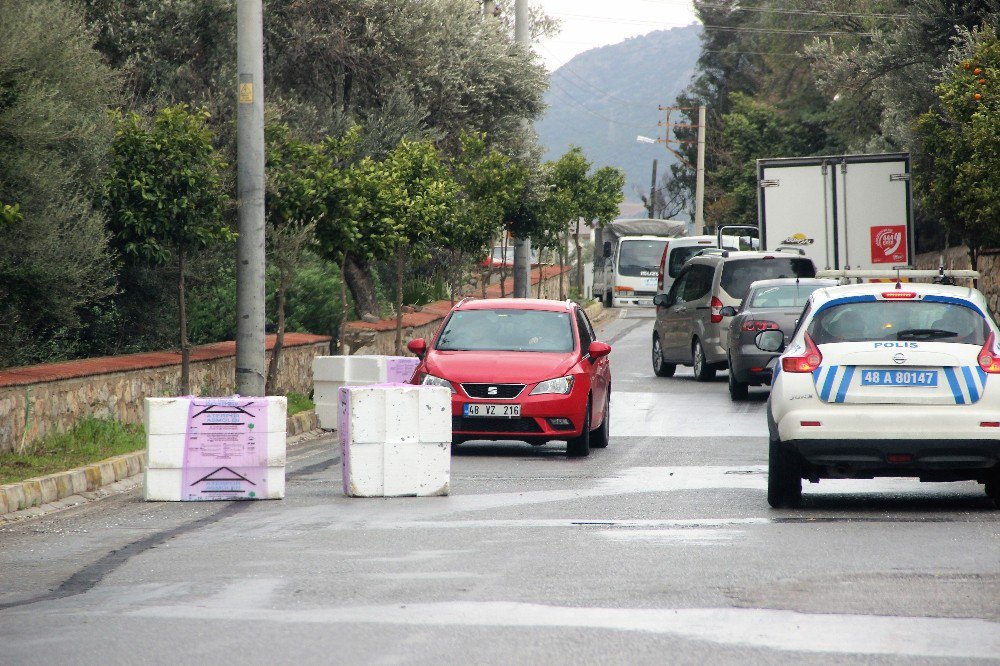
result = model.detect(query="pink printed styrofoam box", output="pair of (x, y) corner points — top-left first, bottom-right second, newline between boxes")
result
(339, 384), (451, 497)
(313, 355), (422, 430)
(144, 396), (286, 501)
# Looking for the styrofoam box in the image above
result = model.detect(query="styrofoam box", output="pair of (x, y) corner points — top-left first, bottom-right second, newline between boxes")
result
(144, 467), (285, 501)
(146, 430), (286, 469)
(340, 384), (451, 497)
(145, 396), (288, 435)
(313, 356), (421, 430)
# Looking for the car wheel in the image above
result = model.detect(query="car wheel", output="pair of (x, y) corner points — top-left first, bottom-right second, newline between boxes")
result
(985, 476), (1000, 508)
(590, 392), (610, 449)
(652, 335), (676, 377)
(692, 339), (716, 382)
(728, 355), (749, 400)
(566, 397), (592, 458)
(603, 291), (612, 307)
(768, 436), (802, 509)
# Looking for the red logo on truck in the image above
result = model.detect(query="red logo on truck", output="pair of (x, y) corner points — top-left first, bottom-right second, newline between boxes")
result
(870, 225), (907, 264)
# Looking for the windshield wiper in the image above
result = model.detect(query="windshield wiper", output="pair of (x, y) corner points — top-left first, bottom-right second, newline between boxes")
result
(896, 328), (957, 340)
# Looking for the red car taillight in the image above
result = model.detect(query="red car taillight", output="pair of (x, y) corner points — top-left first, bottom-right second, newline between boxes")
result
(656, 243), (669, 292)
(979, 332), (1000, 373)
(741, 320), (779, 332)
(710, 296), (724, 323)
(782, 333), (823, 373)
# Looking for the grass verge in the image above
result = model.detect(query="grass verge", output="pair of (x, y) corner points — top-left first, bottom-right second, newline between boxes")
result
(286, 391), (315, 417)
(0, 418), (145, 486)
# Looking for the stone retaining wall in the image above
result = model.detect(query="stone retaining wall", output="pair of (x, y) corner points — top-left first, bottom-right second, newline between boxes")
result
(915, 246), (999, 318)
(0, 334), (329, 454)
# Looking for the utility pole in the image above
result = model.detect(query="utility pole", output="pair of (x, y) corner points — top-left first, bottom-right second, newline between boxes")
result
(483, 0), (496, 17)
(656, 104), (707, 232)
(512, 0), (532, 299)
(235, 0), (266, 396)
(695, 105), (707, 234)
(648, 158), (658, 219)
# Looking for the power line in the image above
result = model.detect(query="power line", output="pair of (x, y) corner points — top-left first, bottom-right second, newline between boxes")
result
(633, 0), (915, 20)
(549, 12), (875, 35)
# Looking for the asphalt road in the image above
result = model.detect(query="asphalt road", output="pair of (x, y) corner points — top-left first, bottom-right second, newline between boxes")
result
(1, 308), (998, 664)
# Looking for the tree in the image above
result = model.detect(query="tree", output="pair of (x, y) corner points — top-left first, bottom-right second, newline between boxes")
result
(915, 26), (1000, 270)
(579, 165), (625, 296)
(105, 105), (233, 394)
(0, 0), (119, 368)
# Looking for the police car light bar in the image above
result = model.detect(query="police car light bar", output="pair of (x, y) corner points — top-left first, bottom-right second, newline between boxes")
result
(816, 269), (980, 280)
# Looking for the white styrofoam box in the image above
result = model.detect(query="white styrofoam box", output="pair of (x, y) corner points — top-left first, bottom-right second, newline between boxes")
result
(144, 396), (287, 435)
(313, 356), (422, 430)
(144, 466), (285, 501)
(146, 430), (287, 469)
(339, 384), (451, 497)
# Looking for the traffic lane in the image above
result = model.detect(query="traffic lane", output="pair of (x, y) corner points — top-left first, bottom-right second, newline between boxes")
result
(0, 434), (336, 608)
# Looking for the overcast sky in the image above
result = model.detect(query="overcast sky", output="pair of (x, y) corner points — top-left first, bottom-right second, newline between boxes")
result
(535, 0), (700, 71)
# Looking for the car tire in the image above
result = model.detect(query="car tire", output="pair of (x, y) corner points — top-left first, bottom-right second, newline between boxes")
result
(692, 339), (716, 382)
(604, 291), (612, 307)
(768, 436), (802, 509)
(590, 392), (610, 449)
(652, 335), (676, 377)
(728, 355), (749, 400)
(985, 476), (1000, 507)
(566, 397), (592, 458)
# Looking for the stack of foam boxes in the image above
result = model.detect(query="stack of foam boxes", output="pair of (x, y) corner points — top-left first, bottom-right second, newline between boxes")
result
(313, 355), (421, 430)
(339, 384), (452, 497)
(144, 396), (287, 501)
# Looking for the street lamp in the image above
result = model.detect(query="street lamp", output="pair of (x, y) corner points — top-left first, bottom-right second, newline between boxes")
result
(636, 135), (657, 144)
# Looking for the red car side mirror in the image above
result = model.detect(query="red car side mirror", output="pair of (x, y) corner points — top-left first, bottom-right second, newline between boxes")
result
(588, 341), (611, 359)
(406, 338), (428, 357)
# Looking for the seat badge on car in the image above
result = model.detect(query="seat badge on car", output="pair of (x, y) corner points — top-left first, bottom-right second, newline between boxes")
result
(893, 353), (907, 365)
(487, 386), (498, 396)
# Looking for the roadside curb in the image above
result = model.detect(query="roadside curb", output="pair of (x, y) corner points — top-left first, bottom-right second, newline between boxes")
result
(0, 409), (322, 519)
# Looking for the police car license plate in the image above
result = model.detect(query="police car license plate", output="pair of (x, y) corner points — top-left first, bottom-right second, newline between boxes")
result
(464, 403), (521, 418)
(861, 370), (938, 387)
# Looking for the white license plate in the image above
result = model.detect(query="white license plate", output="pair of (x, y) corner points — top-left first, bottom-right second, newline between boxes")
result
(861, 369), (938, 387)
(463, 403), (521, 418)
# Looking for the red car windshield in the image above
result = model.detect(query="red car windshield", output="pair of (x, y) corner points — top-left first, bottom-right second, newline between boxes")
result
(436, 309), (575, 353)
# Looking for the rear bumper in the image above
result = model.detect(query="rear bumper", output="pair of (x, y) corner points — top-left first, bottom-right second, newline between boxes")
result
(731, 350), (778, 384)
(613, 296), (654, 307)
(782, 438), (1000, 478)
(776, 405), (1000, 443)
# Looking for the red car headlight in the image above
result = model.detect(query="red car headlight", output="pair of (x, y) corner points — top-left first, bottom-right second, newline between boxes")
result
(530, 375), (574, 395)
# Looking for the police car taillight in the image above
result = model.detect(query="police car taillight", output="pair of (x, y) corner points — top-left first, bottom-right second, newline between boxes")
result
(710, 296), (725, 323)
(978, 332), (1000, 374)
(782, 333), (822, 373)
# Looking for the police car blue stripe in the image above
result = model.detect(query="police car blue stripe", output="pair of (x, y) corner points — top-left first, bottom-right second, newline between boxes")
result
(943, 367), (965, 405)
(976, 366), (988, 391)
(834, 366), (855, 403)
(921, 295), (987, 319)
(814, 294), (878, 315)
(961, 365), (980, 403)
(819, 365), (839, 402)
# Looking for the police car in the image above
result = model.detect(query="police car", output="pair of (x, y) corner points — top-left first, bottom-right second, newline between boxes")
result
(757, 270), (1000, 508)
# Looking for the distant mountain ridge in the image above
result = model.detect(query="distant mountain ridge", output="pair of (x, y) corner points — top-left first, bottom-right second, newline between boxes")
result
(536, 24), (702, 205)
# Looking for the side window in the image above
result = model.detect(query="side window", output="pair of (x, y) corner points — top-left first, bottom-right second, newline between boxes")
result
(669, 269), (689, 303)
(576, 310), (594, 349)
(683, 264), (713, 302)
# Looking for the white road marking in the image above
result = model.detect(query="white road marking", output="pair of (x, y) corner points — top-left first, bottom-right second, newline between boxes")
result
(130, 597), (1000, 659)
(599, 528), (743, 545)
(611, 391), (769, 438)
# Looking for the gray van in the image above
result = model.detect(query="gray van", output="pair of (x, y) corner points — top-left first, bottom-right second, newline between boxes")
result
(651, 250), (816, 380)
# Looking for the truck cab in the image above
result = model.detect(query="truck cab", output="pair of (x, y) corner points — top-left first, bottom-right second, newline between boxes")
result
(594, 218), (687, 307)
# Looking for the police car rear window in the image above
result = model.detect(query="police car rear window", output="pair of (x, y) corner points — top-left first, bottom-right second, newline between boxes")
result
(808, 301), (988, 345)
(720, 258), (815, 300)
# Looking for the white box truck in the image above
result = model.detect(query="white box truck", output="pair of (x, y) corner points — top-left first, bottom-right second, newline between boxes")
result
(757, 153), (914, 271)
(594, 218), (687, 307)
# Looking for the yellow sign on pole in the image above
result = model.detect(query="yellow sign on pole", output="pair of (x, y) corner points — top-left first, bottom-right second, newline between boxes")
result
(239, 82), (254, 104)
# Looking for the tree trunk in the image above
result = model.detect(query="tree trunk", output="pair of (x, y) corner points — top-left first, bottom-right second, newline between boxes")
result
(574, 218), (584, 298)
(499, 239), (508, 298)
(395, 252), (405, 356)
(536, 248), (544, 298)
(343, 254), (379, 319)
(339, 254), (349, 354)
(178, 246), (190, 395)
(481, 265), (489, 298)
(559, 229), (568, 300)
(264, 278), (286, 396)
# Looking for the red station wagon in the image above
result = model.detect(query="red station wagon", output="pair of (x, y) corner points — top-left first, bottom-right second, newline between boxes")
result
(407, 298), (611, 457)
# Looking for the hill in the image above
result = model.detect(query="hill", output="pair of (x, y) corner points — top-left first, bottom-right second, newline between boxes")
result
(536, 24), (702, 206)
